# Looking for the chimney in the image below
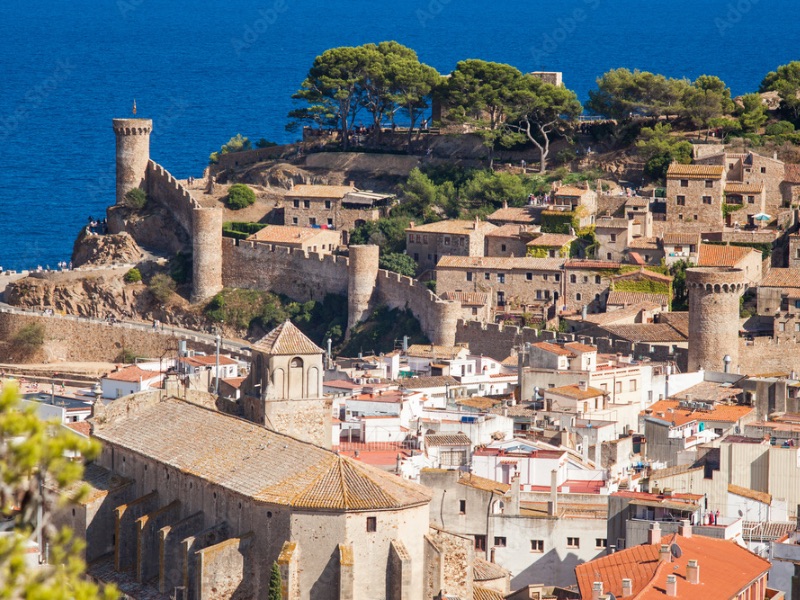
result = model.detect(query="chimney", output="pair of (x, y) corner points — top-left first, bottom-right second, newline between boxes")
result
(621, 578), (633, 597)
(679, 520), (692, 538)
(648, 522), (661, 545)
(687, 559), (700, 585)
(503, 199), (508, 209)
(474, 215), (480, 230)
(659, 544), (671, 563)
(409, 220), (415, 228)
(774, 151), (779, 160)
(584, 180), (590, 190)
(665, 574), (677, 597)
(547, 469), (558, 516)
(578, 380), (588, 392)
(591, 582), (603, 600)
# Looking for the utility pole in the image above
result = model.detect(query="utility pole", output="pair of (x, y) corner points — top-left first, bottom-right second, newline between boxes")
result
(214, 333), (221, 395)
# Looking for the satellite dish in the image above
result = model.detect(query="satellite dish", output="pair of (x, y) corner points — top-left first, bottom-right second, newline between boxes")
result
(670, 543), (682, 559)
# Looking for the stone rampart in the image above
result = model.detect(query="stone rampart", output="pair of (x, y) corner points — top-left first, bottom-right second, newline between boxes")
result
(0, 309), (246, 363)
(145, 161), (201, 236)
(222, 238), (349, 300)
(213, 144), (299, 171)
(455, 320), (689, 369)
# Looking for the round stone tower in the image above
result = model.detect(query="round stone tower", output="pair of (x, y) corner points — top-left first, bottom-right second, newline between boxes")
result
(431, 300), (461, 347)
(347, 245), (380, 330)
(191, 207), (224, 303)
(686, 267), (747, 373)
(113, 118), (152, 205)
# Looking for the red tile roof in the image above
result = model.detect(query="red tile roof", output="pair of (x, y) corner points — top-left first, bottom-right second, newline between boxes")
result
(697, 243), (759, 267)
(103, 365), (161, 383)
(531, 341), (574, 356)
(575, 533), (770, 600)
(547, 384), (606, 400)
(644, 399), (753, 426)
(251, 320), (323, 356)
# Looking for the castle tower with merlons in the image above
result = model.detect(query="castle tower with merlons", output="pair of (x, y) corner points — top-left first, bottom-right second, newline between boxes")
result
(687, 267), (747, 373)
(113, 118), (152, 206)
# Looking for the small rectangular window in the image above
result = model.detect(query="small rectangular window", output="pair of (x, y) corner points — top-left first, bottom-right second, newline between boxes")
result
(595, 275), (601, 284)
(498, 274), (505, 284)
(676, 196), (686, 206)
(543, 274), (548, 281)
(567, 537), (580, 548)
(366, 517), (377, 532)
(485, 273), (491, 281)
(702, 196), (712, 205)
(576, 293), (582, 301)
(761, 167), (767, 173)
(526, 272), (533, 281)
(705, 180), (713, 188)
(325, 200), (331, 209)
(596, 538), (607, 549)
(293, 199), (300, 208)
(554, 274), (560, 282)
(444, 236), (451, 246)
(501, 244), (507, 252)
(327, 218), (333, 227)
(610, 233), (617, 242)
(494, 537), (507, 547)
(570, 274), (577, 283)
(748, 196), (755, 204)
(459, 500), (466, 514)
(466, 272), (473, 282)
(291, 217), (298, 225)
(303, 200), (310, 208)
(531, 540), (544, 553)
(680, 179), (689, 187)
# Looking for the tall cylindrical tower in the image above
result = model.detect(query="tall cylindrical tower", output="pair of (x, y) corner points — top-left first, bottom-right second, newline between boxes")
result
(687, 267), (747, 373)
(347, 245), (380, 330)
(431, 300), (461, 347)
(191, 207), (223, 303)
(113, 118), (152, 205)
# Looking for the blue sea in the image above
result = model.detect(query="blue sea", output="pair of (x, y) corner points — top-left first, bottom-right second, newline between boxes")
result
(1, 0), (799, 270)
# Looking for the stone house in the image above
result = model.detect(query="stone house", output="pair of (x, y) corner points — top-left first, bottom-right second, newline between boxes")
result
(662, 232), (701, 266)
(696, 243), (763, 285)
(283, 184), (394, 242)
(485, 224), (540, 257)
(553, 184), (598, 217)
(695, 150), (787, 213)
(544, 383), (609, 417)
(406, 218), (498, 272)
(440, 291), (492, 323)
(563, 259), (624, 313)
(80, 393), (433, 600)
(486, 205), (538, 227)
(247, 225), (341, 254)
(757, 268), (800, 316)
(665, 163), (726, 232)
(595, 213), (657, 264)
(436, 256), (566, 312)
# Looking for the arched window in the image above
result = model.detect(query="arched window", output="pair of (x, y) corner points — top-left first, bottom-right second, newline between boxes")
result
(290, 357), (303, 368)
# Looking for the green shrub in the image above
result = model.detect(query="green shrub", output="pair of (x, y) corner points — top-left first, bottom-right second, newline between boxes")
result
(226, 184), (256, 210)
(765, 121), (796, 136)
(123, 268), (142, 283)
(222, 221), (267, 240)
(148, 273), (176, 303)
(124, 187), (147, 210)
(169, 252), (192, 284)
(12, 323), (45, 356)
(209, 134), (252, 164)
(379, 253), (417, 277)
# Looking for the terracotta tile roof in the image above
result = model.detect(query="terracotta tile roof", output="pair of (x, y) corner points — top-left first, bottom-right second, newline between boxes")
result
(595, 217), (630, 229)
(644, 399), (753, 426)
(251, 321), (323, 356)
(607, 291), (670, 307)
(613, 268), (673, 283)
(666, 163), (725, 179)
(406, 344), (467, 360)
(742, 521), (797, 541)
(547, 384), (606, 400)
(697, 243), (760, 267)
(564, 259), (621, 270)
(626, 197), (650, 207)
(400, 375), (459, 389)
(440, 291), (490, 306)
(247, 225), (338, 244)
(473, 557), (509, 582)
(323, 380), (362, 390)
(103, 365), (161, 383)
(437, 256), (566, 271)
(66, 421), (91, 437)
(285, 184), (354, 198)
(473, 586), (505, 600)
(424, 433), (472, 447)
(662, 232), (701, 246)
(93, 397), (431, 511)
(725, 182), (764, 194)
(526, 233), (575, 247)
(457, 472), (511, 495)
(627, 237), (659, 250)
(577, 302), (663, 327)
(728, 484), (771, 505)
(406, 219), (497, 234)
(455, 396), (501, 411)
(555, 185), (592, 197)
(58, 463), (131, 505)
(532, 341), (575, 356)
(657, 312), (689, 337)
(484, 223), (531, 238)
(674, 381), (742, 403)
(760, 268), (800, 288)
(486, 206), (537, 224)
(575, 533), (771, 600)
(564, 342), (597, 353)
(601, 323), (687, 343)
